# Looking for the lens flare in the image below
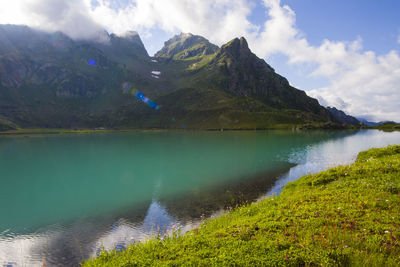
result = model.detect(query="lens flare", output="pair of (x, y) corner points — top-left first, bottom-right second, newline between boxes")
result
(136, 92), (145, 101)
(120, 82), (159, 110)
(88, 59), (96, 66)
(148, 101), (157, 109)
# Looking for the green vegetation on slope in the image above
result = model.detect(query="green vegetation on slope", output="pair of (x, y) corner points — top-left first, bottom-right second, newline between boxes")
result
(84, 145), (400, 266)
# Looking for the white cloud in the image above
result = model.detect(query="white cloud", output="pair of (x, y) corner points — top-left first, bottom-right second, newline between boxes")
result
(0, 0), (105, 39)
(0, 0), (257, 47)
(84, 0), (258, 47)
(0, 0), (399, 121)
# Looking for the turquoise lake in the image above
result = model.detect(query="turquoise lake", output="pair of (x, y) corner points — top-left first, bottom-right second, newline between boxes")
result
(1, 130), (400, 266)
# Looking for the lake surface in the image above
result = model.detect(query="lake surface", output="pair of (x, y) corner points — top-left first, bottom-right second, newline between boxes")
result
(0, 130), (399, 266)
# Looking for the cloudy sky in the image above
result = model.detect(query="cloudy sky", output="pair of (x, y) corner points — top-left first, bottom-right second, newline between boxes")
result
(0, 0), (399, 122)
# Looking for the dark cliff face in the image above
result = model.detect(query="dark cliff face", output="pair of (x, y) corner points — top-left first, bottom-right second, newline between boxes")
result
(210, 37), (279, 97)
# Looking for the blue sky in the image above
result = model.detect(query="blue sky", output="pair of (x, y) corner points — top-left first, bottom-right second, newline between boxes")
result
(0, 0), (399, 121)
(244, 0), (400, 92)
(280, 0), (400, 54)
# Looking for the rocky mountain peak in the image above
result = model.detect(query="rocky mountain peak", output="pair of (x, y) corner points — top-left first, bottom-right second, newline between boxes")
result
(179, 32), (193, 38)
(111, 31), (141, 43)
(219, 37), (251, 60)
(115, 31), (140, 42)
(125, 30), (139, 36)
(155, 32), (218, 59)
(107, 31), (148, 57)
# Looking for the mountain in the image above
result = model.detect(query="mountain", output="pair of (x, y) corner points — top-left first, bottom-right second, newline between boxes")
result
(151, 34), (334, 127)
(191, 37), (331, 115)
(155, 33), (219, 60)
(326, 107), (361, 126)
(0, 24), (157, 128)
(0, 26), (344, 130)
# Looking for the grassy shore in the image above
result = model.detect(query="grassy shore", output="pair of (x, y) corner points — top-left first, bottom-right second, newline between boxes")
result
(0, 122), (360, 136)
(84, 145), (399, 265)
(0, 128), (168, 135)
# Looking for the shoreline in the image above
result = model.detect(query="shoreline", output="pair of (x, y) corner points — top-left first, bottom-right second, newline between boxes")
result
(0, 124), (363, 136)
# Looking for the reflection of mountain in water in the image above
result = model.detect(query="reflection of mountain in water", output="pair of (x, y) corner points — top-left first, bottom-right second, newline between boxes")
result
(159, 163), (293, 220)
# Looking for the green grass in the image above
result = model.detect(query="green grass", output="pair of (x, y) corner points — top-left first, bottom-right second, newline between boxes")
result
(0, 128), (171, 135)
(84, 145), (400, 266)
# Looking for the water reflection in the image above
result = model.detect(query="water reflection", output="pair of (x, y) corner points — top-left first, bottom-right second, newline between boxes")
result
(1, 130), (400, 266)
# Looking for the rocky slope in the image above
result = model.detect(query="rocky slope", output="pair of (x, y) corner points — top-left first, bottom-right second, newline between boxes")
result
(192, 37), (330, 115)
(0, 25), (344, 130)
(326, 107), (361, 126)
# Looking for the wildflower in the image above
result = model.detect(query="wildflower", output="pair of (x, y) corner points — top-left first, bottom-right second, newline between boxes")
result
(385, 230), (389, 234)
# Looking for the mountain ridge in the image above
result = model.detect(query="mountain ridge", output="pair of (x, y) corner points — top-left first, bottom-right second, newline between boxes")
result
(327, 107), (361, 126)
(173, 35), (333, 117)
(0, 25), (355, 130)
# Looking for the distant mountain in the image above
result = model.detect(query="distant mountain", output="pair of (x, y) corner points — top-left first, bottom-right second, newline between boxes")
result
(326, 107), (361, 126)
(357, 118), (379, 127)
(357, 118), (398, 127)
(377, 120), (397, 125)
(0, 26), (347, 130)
